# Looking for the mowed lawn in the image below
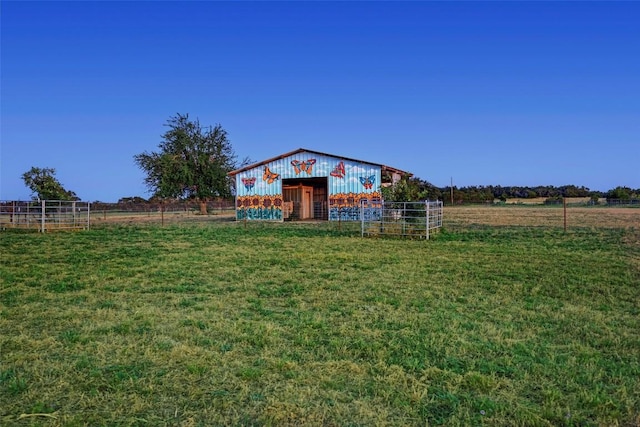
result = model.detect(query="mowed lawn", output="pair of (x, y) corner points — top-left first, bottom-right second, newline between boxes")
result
(1, 207), (639, 426)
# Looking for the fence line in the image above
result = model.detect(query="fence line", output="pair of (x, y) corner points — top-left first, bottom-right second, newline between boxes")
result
(444, 198), (639, 207)
(91, 199), (235, 214)
(1, 199), (238, 230)
(0, 200), (90, 232)
(90, 201), (235, 225)
(2, 199), (634, 232)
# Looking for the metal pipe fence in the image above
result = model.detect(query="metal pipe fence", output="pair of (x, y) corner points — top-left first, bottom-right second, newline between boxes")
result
(0, 200), (90, 232)
(1, 200), (239, 231)
(361, 200), (443, 239)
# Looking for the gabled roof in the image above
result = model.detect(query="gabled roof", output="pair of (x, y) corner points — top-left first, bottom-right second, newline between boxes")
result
(228, 148), (411, 177)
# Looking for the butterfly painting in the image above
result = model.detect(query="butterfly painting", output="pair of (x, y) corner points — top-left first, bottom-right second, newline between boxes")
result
(330, 161), (345, 178)
(241, 177), (256, 192)
(360, 175), (375, 190)
(263, 166), (280, 184)
(291, 159), (316, 175)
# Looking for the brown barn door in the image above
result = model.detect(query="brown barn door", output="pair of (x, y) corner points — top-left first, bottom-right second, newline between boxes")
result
(303, 189), (313, 219)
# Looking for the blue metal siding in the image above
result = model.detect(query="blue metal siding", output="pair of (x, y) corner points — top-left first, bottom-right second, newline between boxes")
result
(328, 162), (380, 197)
(235, 150), (382, 221)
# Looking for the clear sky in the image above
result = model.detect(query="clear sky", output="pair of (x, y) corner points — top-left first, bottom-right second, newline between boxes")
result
(1, 1), (638, 202)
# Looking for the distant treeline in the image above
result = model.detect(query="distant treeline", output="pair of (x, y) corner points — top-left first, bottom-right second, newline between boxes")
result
(88, 184), (638, 206)
(382, 179), (640, 204)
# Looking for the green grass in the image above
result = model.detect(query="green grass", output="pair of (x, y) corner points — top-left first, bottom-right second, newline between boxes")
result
(1, 221), (639, 426)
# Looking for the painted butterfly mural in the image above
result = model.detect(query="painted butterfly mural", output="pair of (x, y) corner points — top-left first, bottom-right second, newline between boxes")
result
(360, 175), (375, 190)
(263, 166), (280, 184)
(241, 177), (256, 192)
(330, 161), (345, 178)
(291, 159), (316, 175)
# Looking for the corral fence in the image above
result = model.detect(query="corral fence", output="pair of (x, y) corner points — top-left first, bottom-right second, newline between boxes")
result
(361, 200), (443, 239)
(1, 200), (90, 232)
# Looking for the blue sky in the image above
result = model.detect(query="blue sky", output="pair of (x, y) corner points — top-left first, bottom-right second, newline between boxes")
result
(1, 1), (638, 202)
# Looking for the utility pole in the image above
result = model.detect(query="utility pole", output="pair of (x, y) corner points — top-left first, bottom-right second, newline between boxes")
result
(450, 177), (454, 206)
(563, 197), (567, 232)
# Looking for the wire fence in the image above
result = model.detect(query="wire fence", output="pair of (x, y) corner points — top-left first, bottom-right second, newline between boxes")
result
(444, 198), (639, 207)
(89, 200), (236, 225)
(602, 199), (640, 206)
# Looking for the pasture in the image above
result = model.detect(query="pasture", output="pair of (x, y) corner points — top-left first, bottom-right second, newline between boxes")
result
(1, 206), (638, 426)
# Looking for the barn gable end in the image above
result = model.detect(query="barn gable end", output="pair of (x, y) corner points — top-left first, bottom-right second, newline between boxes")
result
(229, 148), (409, 221)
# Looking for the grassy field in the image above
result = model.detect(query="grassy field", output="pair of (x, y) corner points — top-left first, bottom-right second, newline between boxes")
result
(1, 207), (639, 426)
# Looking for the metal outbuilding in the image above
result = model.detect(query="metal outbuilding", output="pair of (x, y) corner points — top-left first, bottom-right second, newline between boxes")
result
(228, 148), (410, 221)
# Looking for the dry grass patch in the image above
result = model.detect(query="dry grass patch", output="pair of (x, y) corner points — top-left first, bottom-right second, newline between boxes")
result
(446, 205), (639, 229)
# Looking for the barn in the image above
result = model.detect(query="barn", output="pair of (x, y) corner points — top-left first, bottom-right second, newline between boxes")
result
(228, 148), (410, 221)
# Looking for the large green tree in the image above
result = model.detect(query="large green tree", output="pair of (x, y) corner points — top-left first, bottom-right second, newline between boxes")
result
(21, 167), (78, 201)
(134, 114), (238, 214)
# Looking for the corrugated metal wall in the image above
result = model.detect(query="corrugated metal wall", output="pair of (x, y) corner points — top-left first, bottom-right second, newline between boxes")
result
(235, 151), (382, 221)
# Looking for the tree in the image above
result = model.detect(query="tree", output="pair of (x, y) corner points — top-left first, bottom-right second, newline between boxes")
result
(118, 196), (148, 204)
(381, 178), (418, 202)
(606, 186), (633, 201)
(21, 167), (78, 201)
(411, 178), (443, 201)
(134, 114), (239, 214)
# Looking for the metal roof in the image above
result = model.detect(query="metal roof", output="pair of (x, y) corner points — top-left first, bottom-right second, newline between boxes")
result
(228, 147), (411, 177)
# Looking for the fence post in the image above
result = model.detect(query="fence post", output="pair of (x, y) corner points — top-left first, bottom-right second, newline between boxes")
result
(360, 200), (365, 237)
(426, 200), (430, 240)
(402, 202), (406, 236)
(41, 199), (45, 233)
